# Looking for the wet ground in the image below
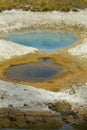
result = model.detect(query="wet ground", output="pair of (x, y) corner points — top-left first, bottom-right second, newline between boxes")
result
(1, 124), (87, 130)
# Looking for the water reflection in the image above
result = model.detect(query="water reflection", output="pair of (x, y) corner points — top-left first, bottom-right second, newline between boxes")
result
(59, 124), (74, 130)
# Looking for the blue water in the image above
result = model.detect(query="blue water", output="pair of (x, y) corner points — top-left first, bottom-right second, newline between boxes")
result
(3, 30), (78, 51)
(6, 58), (66, 82)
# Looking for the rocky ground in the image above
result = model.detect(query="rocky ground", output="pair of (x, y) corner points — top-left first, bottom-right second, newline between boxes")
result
(0, 80), (87, 128)
(0, 39), (37, 62)
(0, 9), (87, 33)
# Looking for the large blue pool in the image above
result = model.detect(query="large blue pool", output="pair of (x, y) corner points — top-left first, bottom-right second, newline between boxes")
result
(3, 30), (79, 51)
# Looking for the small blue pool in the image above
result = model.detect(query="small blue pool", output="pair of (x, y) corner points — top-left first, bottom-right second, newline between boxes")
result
(3, 30), (79, 51)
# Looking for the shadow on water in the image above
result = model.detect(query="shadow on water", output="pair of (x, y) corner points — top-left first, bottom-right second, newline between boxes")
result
(6, 58), (66, 82)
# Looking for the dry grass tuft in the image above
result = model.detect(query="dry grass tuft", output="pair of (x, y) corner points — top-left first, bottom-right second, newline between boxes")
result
(0, 0), (87, 12)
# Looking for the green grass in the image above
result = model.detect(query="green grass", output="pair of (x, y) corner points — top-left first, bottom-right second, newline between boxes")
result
(0, 0), (87, 12)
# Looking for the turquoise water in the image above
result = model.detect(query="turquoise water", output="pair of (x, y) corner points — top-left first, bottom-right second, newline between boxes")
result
(3, 30), (78, 51)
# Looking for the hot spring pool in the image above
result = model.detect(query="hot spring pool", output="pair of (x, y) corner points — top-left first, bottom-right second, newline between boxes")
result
(3, 30), (79, 51)
(6, 58), (66, 82)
